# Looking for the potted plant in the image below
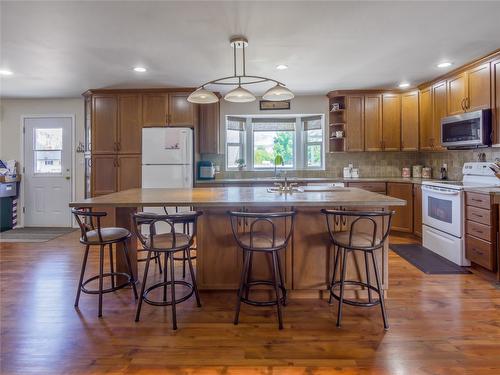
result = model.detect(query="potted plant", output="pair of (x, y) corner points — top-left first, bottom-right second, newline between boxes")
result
(235, 158), (246, 171)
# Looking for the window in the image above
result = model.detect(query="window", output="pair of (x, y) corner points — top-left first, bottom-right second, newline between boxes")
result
(226, 117), (246, 168)
(33, 128), (63, 174)
(225, 115), (324, 171)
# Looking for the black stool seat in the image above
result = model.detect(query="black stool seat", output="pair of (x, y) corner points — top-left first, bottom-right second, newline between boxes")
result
(322, 209), (394, 330)
(72, 208), (138, 318)
(133, 211), (203, 330)
(228, 210), (295, 330)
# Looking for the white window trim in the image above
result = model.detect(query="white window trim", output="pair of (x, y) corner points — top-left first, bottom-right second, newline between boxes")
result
(225, 115), (325, 171)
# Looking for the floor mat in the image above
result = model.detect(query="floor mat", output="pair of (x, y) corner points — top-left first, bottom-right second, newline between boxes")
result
(0, 227), (76, 243)
(390, 243), (471, 274)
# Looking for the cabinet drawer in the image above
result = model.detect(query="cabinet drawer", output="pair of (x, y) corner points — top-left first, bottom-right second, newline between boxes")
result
(465, 192), (491, 209)
(347, 182), (386, 193)
(466, 206), (492, 225)
(466, 220), (494, 242)
(465, 235), (496, 271)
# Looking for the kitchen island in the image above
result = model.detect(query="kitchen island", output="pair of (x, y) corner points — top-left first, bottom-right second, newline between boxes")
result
(70, 187), (405, 294)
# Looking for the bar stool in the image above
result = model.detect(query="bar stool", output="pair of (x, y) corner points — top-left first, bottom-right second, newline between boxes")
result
(228, 210), (295, 329)
(321, 209), (394, 330)
(72, 208), (138, 317)
(164, 206), (197, 279)
(132, 211), (202, 330)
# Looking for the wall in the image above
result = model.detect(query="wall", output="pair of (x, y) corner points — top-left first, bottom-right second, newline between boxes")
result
(201, 95), (500, 181)
(0, 98), (85, 225)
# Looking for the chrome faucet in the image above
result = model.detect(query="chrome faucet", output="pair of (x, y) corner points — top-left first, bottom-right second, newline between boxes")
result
(272, 172), (299, 193)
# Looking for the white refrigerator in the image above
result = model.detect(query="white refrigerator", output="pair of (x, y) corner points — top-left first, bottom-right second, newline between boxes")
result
(142, 128), (193, 231)
(142, 127), (193, 189)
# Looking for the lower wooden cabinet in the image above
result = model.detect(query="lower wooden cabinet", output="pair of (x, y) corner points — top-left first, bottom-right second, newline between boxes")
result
(91, 154), (141, 196)
(387, 182), (413, 233)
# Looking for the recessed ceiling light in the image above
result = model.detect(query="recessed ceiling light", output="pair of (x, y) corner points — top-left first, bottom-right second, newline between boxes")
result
(0, 69), (13, 76)
(398, 82), (410, 88)
(437, 62), (452, 68)
(133, 67), (147, 72)
(276, 64), (288, 70)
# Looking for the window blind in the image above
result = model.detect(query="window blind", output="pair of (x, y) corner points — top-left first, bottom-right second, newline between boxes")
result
(302, 115), (322, 131)
(227, 116), (246, 131)
(251, 117), (296, 131)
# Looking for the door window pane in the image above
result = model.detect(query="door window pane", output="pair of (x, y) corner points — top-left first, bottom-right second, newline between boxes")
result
(35, 128), (63, 150)
(253, 131), (294, 169)
(35, 151), (62, 174)
(33, 128), (63, 174)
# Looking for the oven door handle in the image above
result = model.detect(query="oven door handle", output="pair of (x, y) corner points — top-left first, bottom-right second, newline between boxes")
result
(422, 186), (460, 195)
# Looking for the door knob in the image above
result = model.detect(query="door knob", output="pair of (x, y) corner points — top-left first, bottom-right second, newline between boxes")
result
(65, 176), (71, 180)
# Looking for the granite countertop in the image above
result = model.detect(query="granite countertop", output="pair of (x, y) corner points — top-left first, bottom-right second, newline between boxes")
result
(196, 177), (442, 185)
(70, 187), (406, 208)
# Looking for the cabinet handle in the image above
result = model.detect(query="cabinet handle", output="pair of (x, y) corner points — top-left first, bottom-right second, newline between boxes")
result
(116, 158), (120, 167)
(461, 98), (466, 111)
(117, 142), (121, 151)
(466, 97), (470, 110)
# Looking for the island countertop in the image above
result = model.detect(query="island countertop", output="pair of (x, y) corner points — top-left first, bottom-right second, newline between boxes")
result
(70, 186), (406, 208)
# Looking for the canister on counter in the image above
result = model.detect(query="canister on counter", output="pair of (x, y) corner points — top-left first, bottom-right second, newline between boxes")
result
(412, 165), (423, 178)
(422, 167), (432, 179)
(402, 167), (411, 178)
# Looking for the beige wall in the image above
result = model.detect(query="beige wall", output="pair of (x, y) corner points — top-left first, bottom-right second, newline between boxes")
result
(0, 98), (85, 221)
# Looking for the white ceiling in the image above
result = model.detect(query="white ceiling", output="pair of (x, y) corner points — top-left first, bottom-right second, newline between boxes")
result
(1, 1), (500, 98)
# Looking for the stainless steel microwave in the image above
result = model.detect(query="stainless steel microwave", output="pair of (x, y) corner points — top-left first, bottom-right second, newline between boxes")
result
(441, 109), (492, 149)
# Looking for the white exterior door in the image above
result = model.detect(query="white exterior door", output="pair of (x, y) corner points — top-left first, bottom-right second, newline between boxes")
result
(23, 117), (72, 227)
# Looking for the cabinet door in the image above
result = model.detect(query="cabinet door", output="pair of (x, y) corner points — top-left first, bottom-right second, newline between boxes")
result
(413, 184), (422, 237)
(419, 87), (433, 150)
(345, 95), (364, 151)
(447, 72), (467, 115)
(364, 94), (383, 151)
(91, 154), (117, 196)
(92, 95), (118, 154)
(198, 102), (220, 154)
(467, 62), (491, 112)
(142, 94), (168, 126)
(382, 93), (401, 151)
(118, 94), (142, 154)
(432, 81), (447, 150)
(169, 93), (197, 127)
(493, 59), (500, 145)
(117, 154), (141, 191)
(401, 91), (419, 151)
(387, 182), (413, 233)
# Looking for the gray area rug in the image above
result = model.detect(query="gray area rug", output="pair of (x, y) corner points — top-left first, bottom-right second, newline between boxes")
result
(0, 227), (76, 243)
(390, 244), (471, 275)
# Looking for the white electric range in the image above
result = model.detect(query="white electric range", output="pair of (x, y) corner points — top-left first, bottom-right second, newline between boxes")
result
(421, 162), (500, 266)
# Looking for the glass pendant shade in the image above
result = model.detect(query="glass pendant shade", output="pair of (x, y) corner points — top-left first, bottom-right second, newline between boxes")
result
(224, 86), (256, 103)
(187, 87), (219, 104)
(262, 84), (295, 101)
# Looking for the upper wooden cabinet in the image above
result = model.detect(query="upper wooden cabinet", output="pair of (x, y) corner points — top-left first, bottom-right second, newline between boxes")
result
(198, 102), (220, 154)
(142, 93), (169, 126)
(432, 81), (447, 150)
(169, 93), (198, 126)
(364, 94), (383, 151)
(447, 63), (491, 115)
(419, 86), (433, 150)
(92, 95), (118, 154)
(401, 91), (419, 151)
(382, 94), (401, 151)
(118, 94), (142, 154)
(142, 92), (197, 127)
(345, 95), (364, 151)
(493, 59), (500, 145)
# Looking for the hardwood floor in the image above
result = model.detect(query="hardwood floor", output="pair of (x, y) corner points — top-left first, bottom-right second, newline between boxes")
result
(1, 231), (499, 374)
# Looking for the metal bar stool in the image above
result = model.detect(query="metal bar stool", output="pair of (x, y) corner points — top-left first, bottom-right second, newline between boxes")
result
(228, 210), (295, 330)
(132, 211), (202, 330)
(72, 208), (138, 317)
(163, 206), (197, 279)
(321, 209), (394, 330)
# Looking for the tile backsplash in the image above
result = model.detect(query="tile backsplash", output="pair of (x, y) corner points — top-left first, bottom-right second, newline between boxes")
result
(202, 148), (500, 181)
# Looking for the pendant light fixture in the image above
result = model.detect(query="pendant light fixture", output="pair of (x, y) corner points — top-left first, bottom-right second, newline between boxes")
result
(188, 36), (294, 104)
